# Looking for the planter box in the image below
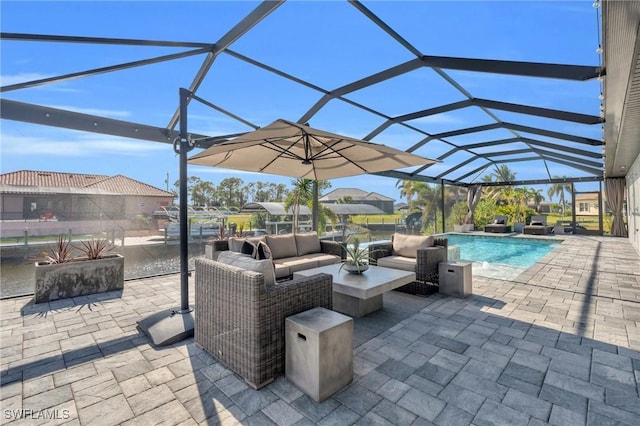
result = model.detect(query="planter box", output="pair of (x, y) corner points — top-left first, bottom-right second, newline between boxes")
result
(34, 254), (124, 303)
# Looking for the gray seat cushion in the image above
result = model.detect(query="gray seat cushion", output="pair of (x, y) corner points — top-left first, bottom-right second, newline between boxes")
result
(377, 255), (416, 272)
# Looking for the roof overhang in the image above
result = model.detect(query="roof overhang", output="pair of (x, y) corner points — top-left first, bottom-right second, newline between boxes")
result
(321, 203), (385, 215)
(240, 202), (312, 216)
(602, 0), (640, 177)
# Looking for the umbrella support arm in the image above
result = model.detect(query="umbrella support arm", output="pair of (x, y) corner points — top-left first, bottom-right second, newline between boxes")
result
(137, 88), (195, 346)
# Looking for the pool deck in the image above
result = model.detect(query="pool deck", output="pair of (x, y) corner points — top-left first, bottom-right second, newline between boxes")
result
(1, 235), (639, 425)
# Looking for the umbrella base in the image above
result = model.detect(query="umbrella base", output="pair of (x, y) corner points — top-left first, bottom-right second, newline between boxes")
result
(138, 306), (194, 347)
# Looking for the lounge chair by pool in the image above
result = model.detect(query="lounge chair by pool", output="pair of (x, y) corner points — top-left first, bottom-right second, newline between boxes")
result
(484, 215), (512, 233)
(524, 215), (552, 235)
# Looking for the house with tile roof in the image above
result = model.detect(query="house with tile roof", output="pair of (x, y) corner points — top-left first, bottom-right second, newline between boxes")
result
(319, 188), (395, 214)
(0, 170), (174, 223)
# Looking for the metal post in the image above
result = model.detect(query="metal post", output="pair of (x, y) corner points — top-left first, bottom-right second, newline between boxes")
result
(23, 230), (28, 260)
(598, 180), (604, 235)
(440, 180), (445, 233)
(571, 183), (576, 234)
(137, 88), (194, 346)
(178, 88), (190, 312)
(312, 181), (319, 232)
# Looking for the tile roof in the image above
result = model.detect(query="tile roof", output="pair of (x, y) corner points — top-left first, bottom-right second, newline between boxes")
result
(85, 175), (173, 197)
(0, 170), (173, 197)
(0, 170), (108, 187)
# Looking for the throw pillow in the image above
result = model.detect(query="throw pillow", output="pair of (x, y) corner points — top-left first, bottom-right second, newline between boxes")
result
(265, 234), (298, 259)
(256, 241), (272, 260)
(295, 232), (321, 256)
(228, 236), (266, 253)
(241, 241), (256, 257)
(392, 233), (434, 258)
(530, 221), (543, 226)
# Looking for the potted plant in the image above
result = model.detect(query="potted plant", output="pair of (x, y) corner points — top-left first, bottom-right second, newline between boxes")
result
(451, 202), (468, 232)
(34, 235), (124, 303)
(340, 237), (369, 274)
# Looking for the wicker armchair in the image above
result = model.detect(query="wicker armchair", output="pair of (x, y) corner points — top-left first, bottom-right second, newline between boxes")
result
(368, 236), (448, 295)
(194, 257), (333, 389)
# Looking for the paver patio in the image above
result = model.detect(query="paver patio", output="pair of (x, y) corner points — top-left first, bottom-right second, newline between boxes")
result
(1, 235), (639, 425)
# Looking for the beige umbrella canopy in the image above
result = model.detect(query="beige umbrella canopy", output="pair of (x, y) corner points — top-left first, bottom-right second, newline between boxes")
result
(188, 119), (436, 180)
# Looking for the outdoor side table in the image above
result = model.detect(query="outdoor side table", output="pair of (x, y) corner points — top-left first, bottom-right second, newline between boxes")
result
(439, 260), (472, 298)
(285, 307), (353, 402)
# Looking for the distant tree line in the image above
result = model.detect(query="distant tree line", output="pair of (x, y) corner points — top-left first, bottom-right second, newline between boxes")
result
(172, 177), (290, 208)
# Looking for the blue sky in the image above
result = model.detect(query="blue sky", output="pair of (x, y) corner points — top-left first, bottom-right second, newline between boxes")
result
(0, 1), (603, 202)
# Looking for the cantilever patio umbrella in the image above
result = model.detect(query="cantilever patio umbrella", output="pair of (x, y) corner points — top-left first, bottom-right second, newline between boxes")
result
(188, 119), (437, 180)
(139, 116), (436, 347)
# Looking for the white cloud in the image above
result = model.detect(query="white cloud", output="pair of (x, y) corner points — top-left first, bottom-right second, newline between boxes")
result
(190, 165), (266, 176)
(412, 113), (464, 125)
(1, 133), (167, 157)
(47, 105), (132, 119)
(0, 72), (51, 86)
(0, 73), (83, 93)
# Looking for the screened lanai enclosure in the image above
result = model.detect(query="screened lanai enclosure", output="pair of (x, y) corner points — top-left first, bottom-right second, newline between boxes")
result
(2, 1), (639, 343)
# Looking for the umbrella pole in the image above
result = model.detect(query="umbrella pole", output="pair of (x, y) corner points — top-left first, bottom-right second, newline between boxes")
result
(137, 88), (194, 346)
(312, 181), (319, 232)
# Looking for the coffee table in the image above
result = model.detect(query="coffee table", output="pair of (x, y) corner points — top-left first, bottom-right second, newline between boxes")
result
(294, 264), (416, 317)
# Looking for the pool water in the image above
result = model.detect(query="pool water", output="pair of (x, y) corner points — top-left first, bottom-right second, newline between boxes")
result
(444, 233), (561, 280)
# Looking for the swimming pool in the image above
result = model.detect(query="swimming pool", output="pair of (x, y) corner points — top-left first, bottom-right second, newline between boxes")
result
(444, 233), (561, 280)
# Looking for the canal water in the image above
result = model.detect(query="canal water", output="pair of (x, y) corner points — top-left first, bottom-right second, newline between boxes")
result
(0, 241), (206, 299)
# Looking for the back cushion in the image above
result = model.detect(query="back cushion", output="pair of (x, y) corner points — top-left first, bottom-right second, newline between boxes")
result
(228, 236), (266, 252)
(217, 251), (275, 286)
(228, 237), (242, 253)
(295, 232), (322, 256)
(392, 233), (434, 258)
(266, 234), (298, 259)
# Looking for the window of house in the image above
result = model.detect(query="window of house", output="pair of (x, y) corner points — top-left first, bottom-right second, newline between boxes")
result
(579, 202), (589, 212)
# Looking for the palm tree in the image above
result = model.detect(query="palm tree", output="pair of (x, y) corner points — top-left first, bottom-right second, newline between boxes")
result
(284, 179), (314, 233)
(481, 164), (516, 202)
(413, 182), (440, 233)
(492, 164), (517, 183)
(513, 187), (529, 223)
(480, 173), (501, 201)
(396, 179), (419, 211)
(527, 188), (545, 212)
(547, 178), (572, 217)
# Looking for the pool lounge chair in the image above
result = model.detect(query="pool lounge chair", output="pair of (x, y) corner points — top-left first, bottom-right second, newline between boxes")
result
(523, 215), (552, 235)
(484, 215), (511, 233)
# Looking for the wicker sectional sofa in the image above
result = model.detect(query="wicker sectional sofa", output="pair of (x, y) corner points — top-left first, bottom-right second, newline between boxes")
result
(206, 231), (345, 279)
(194, 256), (333, 389)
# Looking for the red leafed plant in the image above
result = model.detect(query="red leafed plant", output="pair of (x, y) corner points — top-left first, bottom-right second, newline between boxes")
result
(77, 238), (115, 260)
(40, 235), (75, 264)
